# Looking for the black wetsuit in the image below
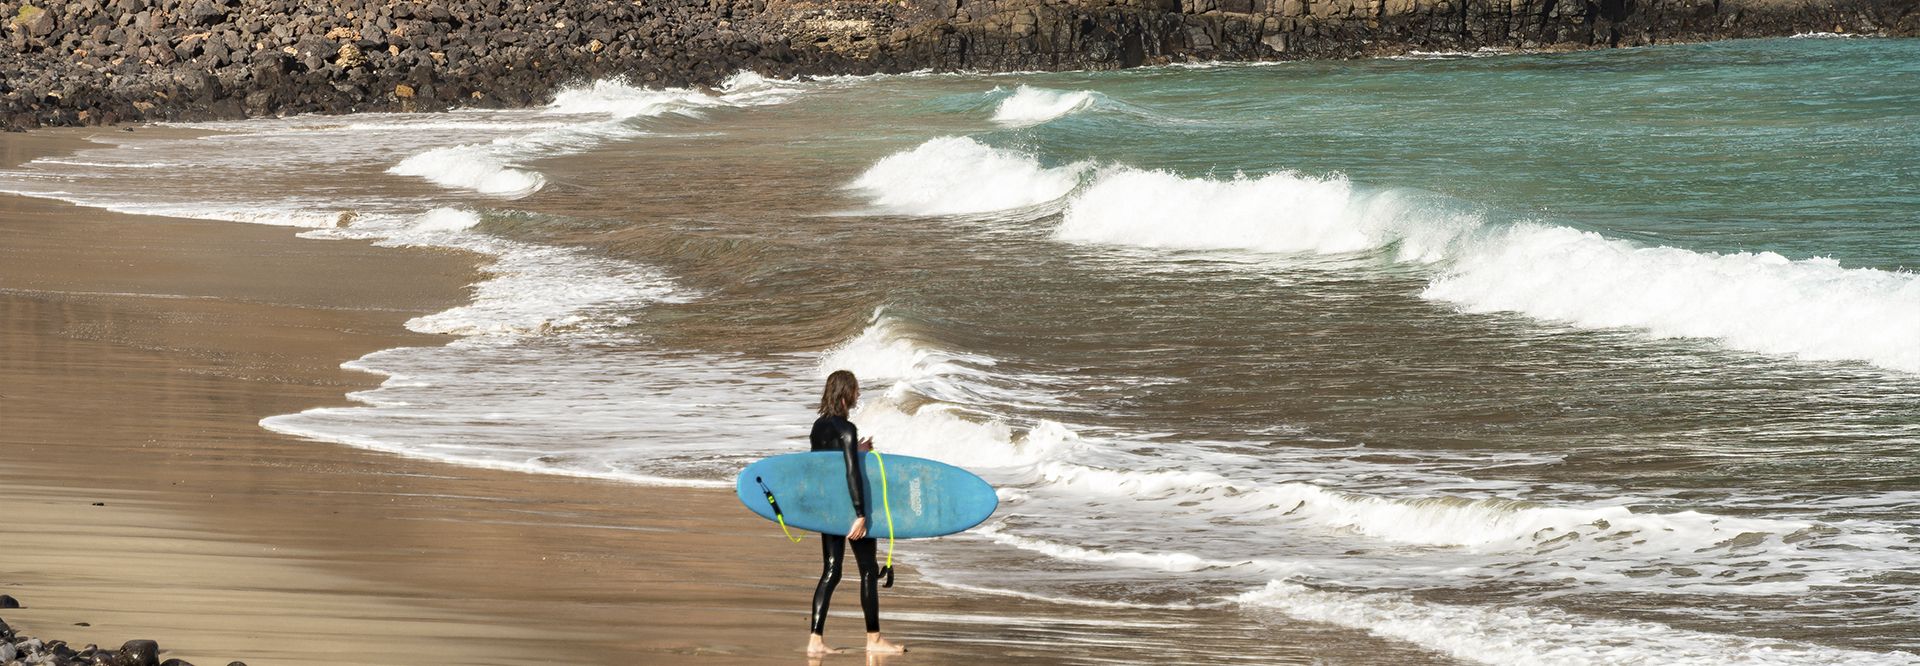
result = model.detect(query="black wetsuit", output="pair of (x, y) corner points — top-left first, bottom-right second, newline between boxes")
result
(809, 414), (881, 635)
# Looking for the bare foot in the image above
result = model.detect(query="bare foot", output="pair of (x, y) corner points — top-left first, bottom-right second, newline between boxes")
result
(807, 634), (841, 656)
(865, 633), (907, 654)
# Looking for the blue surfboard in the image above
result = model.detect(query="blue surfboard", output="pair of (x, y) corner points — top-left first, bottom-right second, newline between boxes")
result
(736, 452), (997, 539)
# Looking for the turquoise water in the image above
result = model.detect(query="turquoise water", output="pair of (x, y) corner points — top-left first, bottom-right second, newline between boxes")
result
(6, 36), (1919, 665)
(934, 37), (1920, 268)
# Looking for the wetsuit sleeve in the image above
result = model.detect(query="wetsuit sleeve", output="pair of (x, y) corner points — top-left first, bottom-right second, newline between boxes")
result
(841, 422), (869, 519)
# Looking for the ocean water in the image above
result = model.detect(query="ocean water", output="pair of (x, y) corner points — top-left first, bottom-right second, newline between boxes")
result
(5, 38), (1919, 664)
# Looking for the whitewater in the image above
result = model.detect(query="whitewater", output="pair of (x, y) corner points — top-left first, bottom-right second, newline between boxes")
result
(852, 135), (1920, 374)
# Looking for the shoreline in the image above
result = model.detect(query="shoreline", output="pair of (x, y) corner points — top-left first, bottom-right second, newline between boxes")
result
(0, 130), (1452, 664)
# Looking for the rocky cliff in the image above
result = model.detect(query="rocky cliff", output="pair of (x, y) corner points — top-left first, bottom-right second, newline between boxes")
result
(2, 0), (1915, 129)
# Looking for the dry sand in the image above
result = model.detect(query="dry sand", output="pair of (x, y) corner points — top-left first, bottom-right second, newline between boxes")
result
(0, 130), (1450, 665)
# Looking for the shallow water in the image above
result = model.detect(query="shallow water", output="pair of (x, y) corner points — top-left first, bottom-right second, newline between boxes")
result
(5, 37), (1918, 665)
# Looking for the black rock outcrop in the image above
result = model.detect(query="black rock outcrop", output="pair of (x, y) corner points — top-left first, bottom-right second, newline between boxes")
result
(0, 0), (1915, 129)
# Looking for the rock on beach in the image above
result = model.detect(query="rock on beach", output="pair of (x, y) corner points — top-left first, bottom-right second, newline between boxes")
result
(0, 621), (239, 666)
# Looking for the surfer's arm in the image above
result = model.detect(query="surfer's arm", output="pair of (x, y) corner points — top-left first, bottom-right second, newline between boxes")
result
(840, 426), (870, 520)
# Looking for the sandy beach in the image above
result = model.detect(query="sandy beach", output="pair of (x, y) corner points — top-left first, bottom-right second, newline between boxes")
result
(0, 130), (1450, 665)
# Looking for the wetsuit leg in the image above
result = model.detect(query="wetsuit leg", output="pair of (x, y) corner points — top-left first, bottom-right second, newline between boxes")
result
(811, 534), (847, 635)
(851, 537), (881, 633)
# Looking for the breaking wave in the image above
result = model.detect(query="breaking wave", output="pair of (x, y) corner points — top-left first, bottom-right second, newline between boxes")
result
(854, 138), (1920, 373)
(846, 136), (1091, 215)
(390, 73), (804, 198)
(991, 85), (1101, 127)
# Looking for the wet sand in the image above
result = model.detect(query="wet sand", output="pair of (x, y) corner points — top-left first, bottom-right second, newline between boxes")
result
(0, 130), (1450, 665)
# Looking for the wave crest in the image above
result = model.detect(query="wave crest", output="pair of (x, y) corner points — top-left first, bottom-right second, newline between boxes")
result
(991, 85), (1100, 127)
(390, 144), (549, 197)
(848, 136), (1091, 215)
(1056, 168), (1465, 256)
(390, 73), (806, 198)
(1427, 224), (1920, 371)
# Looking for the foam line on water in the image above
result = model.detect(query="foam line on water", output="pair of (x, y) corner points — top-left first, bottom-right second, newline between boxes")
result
(883, 610), (1195, 630)
(390, 73), (805, 198)
(912, 570), (1219, 611)
(260, 334), (819, 487)
(975, 522), (1310, 575)
(300, 208), (681, 337)
(1235, 581), (1920, 666)
(1025, 462), (1894, 578)
(1791, 31), (1873, 38)
(260, 405), (733, 489)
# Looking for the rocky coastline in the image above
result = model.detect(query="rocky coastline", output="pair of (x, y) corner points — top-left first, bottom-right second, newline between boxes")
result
(1, 0), (1916, 129)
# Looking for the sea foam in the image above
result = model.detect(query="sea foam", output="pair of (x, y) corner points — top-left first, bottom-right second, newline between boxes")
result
(1055, 168), (1480, 257)
(390, 143), (549, 197)
(409, 207), (483, 233)
(991, 86), (1100, 127)
(847, 136), (1091, 215)
(389, 74), (804, 198)
(543, 80), (729, 119)
(820, 312), (1084, 470)
(1425, 223), (1920, 371)
(1236, 581), (1920, 666)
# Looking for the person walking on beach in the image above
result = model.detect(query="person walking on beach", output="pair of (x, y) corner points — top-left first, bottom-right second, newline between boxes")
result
(807, 370), (907, 656)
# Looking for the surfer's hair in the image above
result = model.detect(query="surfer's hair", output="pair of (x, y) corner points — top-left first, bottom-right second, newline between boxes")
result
(818, 370), (859, 417)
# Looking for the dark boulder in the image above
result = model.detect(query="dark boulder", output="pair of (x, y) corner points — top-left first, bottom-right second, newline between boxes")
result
(120, 639), (162, 666)
(16, 5), (56, 38)
(187, 0), (230, 27)
(51, 640), (79, 661)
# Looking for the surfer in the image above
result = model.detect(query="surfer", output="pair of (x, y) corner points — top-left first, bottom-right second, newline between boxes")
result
(807, 369), (908, 656)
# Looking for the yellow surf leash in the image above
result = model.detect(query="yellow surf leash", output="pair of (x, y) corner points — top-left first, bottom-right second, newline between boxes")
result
(761, 454), (897, 587)
(755, 477), (805, 544)
(873, 451), (897, 588)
